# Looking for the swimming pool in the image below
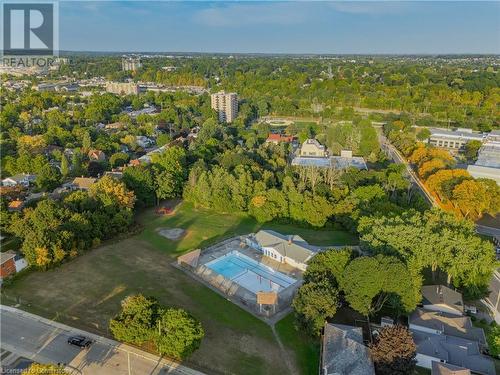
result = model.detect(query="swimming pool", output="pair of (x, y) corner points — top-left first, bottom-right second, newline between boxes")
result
(205, 251), (296, 294)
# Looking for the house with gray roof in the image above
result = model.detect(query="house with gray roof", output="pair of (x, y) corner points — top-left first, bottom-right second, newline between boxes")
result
(409, 308), (486, 346)
(421, 285), (464, 316)
(483, 268), (500, 324)
(2, 173), (36, 187)
(412, 330), (494, 375)
(320, 323), (375, 375)
(247, 230), (319, 271)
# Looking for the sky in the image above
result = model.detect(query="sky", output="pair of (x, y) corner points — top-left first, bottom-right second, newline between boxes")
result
(58, 1), (500, 54)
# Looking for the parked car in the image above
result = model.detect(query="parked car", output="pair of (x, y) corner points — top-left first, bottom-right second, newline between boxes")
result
(67, 335), (92, 349)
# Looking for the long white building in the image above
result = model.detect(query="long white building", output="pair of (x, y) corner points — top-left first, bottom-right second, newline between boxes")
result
(467, 130), (500, 184)
(211, 91), (238, 123)
(428, 128), (485, 152)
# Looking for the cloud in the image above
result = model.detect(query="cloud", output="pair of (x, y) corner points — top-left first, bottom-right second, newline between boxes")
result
(330, 1), (411, 15)
(193, 2), (309, 27)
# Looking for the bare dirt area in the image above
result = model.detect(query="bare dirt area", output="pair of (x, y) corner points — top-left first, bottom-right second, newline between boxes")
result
(2, 236), (291, 375)
(156, 227), (186, 241)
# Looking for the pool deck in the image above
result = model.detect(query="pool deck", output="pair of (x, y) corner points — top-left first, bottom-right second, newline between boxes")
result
(176, 235), (304, 319)
(197, 237), (304, 281)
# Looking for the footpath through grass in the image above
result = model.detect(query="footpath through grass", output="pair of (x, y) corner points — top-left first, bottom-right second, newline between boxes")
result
(275, 314), (320, 375)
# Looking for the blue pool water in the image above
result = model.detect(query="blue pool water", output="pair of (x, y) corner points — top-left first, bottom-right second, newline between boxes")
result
(205, 251), (296, 293)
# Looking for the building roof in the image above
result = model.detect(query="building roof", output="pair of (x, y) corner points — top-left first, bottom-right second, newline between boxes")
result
(291, 155), (367, 169)
(266, 133), (294, 143)
(72, 177), (97, 189)
(321, 323), (375, 375)
(432, 361), (471, 375)
(256, 291), (278, 305)
(429, 128), (485, 142)
(8, 200), (24, 209)
(467, 165), (500, 185)
(409, 308), (486, 344)
(88, 149), (106, 160)
(2, 173), (36, 183)
(412, 331), (495, 375)
(421, 285), (464, 314)
(254, 230), (317, 264)
(0, 250), (16, 265)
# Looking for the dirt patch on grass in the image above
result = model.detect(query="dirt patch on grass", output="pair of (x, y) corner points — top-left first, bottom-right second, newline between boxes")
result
(156, 227), (186, 241)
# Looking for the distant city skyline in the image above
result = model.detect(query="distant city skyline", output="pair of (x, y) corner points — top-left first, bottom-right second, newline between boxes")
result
(60, 1), (500, 54)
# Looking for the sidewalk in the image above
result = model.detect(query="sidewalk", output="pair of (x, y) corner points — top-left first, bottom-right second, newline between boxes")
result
(0, 305), (205, 375)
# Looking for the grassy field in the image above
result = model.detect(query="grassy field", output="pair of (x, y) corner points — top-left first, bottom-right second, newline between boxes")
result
(275, 314), (320, 375)
(3, 202), (357, 374)
(138, 202), (358, 256)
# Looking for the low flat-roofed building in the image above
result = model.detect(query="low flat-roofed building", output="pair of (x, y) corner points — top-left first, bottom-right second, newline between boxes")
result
(106, 82), (141, 95)
(320, 323), (375, 375)
(292, 155), (367, 170)
(428, 128), (485, 152)
(467, 139), (500, 184)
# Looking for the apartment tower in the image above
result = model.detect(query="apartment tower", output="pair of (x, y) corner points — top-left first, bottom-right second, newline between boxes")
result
(211, 91), (238, 123)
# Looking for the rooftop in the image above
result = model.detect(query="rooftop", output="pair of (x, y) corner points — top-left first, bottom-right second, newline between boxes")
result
(412, 331), (495, 375)
(431, 361), (471, 375)
(421, 285), (464, 314)
(429, 128), (485, 141)
(409, 308), (486, 344)
(321, 323), (375, 375)
(253, 230), (318, 264)
(291, 155), (367, 169)
(0, 250), (16, 265)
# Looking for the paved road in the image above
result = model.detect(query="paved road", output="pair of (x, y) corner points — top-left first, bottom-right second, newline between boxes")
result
(378, 131), (500, 239)
(0, 305), (204, 375)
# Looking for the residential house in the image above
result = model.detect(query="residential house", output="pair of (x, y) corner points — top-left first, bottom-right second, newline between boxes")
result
(104, 171), (123, 180)
(483, 268), (500, 324)
(0, 251), (17, 279)
(421, 285), (464, 316)
(265, 133), (295, 144)
(7, 200), (24, 212)
(412, 330), (494, 374)
(105, 122), (124, 131)
(2, 174), (36, 187)
(70, 177), (97, 191)
(299, 138), (328, 157)
(320, 323), (375, 375)
(432, 362), (471, 375)
(409, 308), (486, 346)
(135, 136), (155, 149)
(88, 149), (106, 162)
(246, 230), (318, 271)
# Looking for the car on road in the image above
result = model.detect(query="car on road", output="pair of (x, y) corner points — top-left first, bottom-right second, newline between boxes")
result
(67, 335), (92, 349)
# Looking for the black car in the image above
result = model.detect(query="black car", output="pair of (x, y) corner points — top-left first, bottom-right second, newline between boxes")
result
(67, 335), (92, 349)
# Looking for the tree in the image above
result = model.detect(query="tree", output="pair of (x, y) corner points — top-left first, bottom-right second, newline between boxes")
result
(369, 325), (417, 375)
(109, 152), (130, 168)
(35, 164), (61, 191)
(61, 154), (70, 178)
(122, 166), (156, 207)
(89, 175), (136, 209)
(153, 308), (204, 360)
(292, 280), (339, 335)
(110, 295), (159, 345)
(464, 140), (482, 161)
(358, 209), (496, 287)
(487, 323), (500, 357)
(340, 255), (419, 317)
(152, 146), (187, 201)
(303, 248), (353, 285)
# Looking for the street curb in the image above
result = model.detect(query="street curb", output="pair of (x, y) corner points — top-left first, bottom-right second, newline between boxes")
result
(0, 305), (205, 375)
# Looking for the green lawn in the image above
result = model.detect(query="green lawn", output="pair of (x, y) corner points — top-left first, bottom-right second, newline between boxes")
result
(275, 314), (320, 375)
(138, 202), (358, 257)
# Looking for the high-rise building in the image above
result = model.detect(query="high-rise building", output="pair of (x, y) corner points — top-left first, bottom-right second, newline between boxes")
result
(210, 91), (238, 123)
(106, 82), (141, 95)
(122, 57), (142, 72)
